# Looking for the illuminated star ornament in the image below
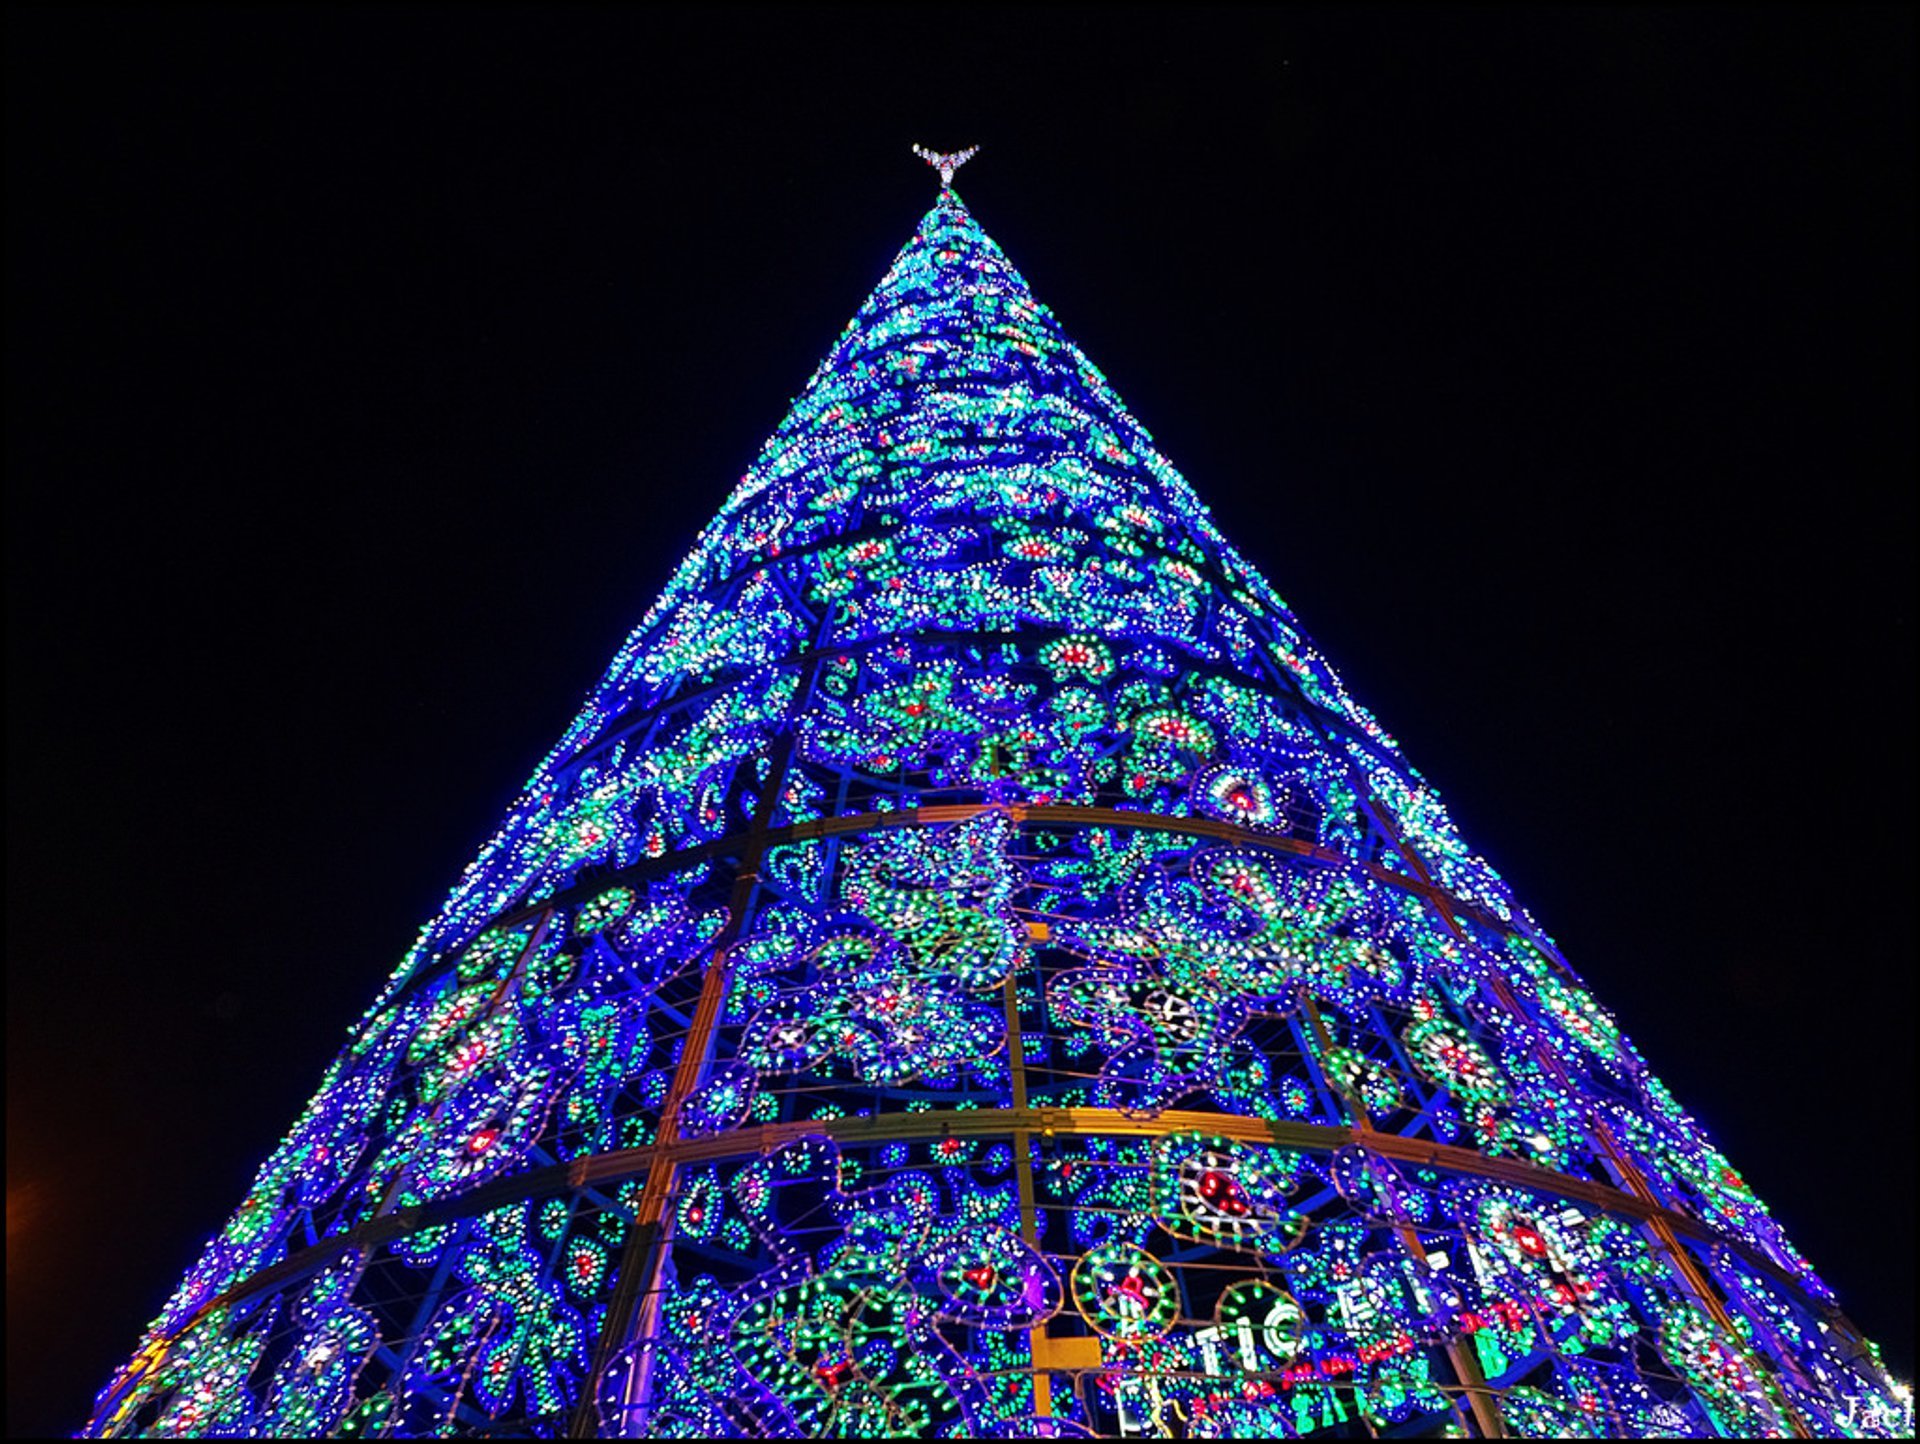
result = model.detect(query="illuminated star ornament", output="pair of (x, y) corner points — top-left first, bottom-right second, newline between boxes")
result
(911, 142), (979, 186)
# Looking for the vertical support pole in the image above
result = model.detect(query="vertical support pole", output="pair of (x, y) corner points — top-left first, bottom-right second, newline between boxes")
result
(1003, 961), (1052, 1416)
(1298, 993), (1506, 1438)
(569, 658), (820, 1438)
(1344, 779), (1813, 1439)
(565, 860), (753, 1438)
(1394, 1214), (1509, 1441)
(1586, 1116), (1815, 1439)
(1200, 646), (1531, 1435)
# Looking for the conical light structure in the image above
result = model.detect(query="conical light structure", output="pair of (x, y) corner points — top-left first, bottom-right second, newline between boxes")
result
(87, 189), (1908, 1440)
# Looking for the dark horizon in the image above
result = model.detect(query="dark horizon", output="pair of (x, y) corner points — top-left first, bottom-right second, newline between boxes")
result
(7, 6), (1913, 1436)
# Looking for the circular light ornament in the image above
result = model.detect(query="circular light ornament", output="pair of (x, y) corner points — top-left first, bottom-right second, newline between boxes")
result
(408, 981), (498, 1067)
(415, 1063), (554, 1199)
(1659, 1304), (1789, 1438)
(562, 1235), (609, 1299)
(456, 923), (533, 983)
(837, 1202), (933, 1278)
(573, 886), (635, 935)
(1038, 633), (1116, 683)
(679, 1061), (759, 1137)
(1403, 1014), (1509, 1107)
(259, 1299), (379, 1437)
(675, 1169), (723, 1244)
(1322, 1043), (1405, 1114)
(1151, 1132), (1307, 1252)
(930, 1231), (1062, 1329)
(1070, 1242), (1179, 1341)
(1133, 707), (1216, 754)
(1195, 765), (1288, 831)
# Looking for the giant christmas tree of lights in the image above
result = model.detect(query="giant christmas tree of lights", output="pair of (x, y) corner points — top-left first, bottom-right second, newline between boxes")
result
(87, 152), (1910, 1440)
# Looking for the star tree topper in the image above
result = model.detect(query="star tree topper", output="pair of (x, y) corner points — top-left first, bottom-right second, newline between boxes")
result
(912, 143), (980, 187)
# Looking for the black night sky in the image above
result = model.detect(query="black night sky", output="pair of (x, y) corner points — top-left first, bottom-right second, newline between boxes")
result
(6, 6), (1913, 1436)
